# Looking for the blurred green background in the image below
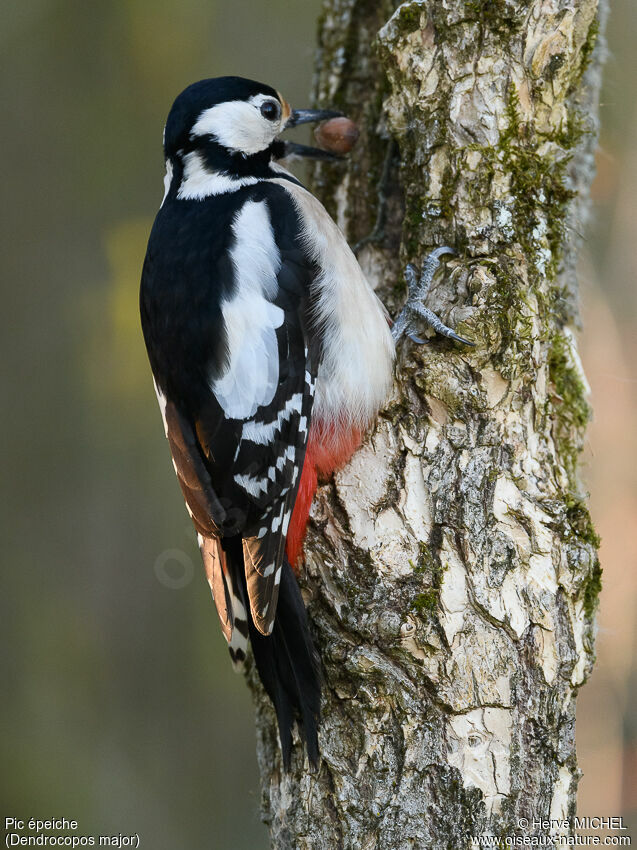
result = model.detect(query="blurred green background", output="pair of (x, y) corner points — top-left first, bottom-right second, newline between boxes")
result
(1, 0), (636, 846)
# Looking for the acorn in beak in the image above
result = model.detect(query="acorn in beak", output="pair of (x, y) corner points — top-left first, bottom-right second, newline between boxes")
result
(276, 107), (355, 160)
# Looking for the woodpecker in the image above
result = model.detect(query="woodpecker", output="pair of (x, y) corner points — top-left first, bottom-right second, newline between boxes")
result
(140, 76), (471, 768)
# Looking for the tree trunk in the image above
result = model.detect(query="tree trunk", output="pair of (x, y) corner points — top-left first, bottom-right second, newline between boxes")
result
(250, 1), (606, 846)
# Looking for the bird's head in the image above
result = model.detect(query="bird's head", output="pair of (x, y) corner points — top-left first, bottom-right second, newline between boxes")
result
(163, 76), (342, 178)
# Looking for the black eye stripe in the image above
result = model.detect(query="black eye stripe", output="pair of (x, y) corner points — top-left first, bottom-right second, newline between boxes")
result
(260, 101), (280, 121)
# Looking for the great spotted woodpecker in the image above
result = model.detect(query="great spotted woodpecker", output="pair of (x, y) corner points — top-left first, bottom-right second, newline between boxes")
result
(140, 76), (471, 768)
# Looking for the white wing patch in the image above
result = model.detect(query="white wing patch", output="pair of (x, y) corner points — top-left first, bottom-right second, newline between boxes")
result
(275, 444), (297, 472)
(212, 200), (283, 420)
(240, 392), (303, 445)
(233, 471), (271, 499)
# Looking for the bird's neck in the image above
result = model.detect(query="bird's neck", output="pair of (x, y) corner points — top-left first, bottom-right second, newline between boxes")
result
(167, 141), (277, 201)
(199, 139), (274, 176)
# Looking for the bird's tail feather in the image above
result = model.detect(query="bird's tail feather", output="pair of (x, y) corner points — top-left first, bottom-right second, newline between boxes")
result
(224, 539), (321, 768)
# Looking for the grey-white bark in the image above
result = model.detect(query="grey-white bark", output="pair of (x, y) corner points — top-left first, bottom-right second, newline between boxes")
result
(248, 1), (606, 847)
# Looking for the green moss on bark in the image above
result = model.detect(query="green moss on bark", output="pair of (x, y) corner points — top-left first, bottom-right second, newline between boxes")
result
(546, 332), (591, 486)
(578, 17), (600, 79)
(565, 497), (601, 549)
(412, 589), (439, 614)
(548, 333), (591, 421)
(582, 558), (602, 618)
(464, 0), (523, 40)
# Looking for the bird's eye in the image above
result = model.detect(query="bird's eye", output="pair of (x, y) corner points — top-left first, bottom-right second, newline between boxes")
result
(260, 101), (280, 122)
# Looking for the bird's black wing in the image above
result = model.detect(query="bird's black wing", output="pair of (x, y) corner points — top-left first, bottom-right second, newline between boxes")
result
(141, 182), (319, 640)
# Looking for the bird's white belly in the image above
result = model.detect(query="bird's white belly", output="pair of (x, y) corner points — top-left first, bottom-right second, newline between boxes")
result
(270, 178), (395, 429)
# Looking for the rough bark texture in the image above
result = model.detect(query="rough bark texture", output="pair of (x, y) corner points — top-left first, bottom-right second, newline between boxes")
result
(249, 1), (606, 847)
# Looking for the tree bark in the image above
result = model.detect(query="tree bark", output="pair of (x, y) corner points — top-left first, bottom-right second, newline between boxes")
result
(250, 1), (606, 846)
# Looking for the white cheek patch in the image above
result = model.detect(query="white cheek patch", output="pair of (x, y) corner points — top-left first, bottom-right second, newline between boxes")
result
(191, 97), (282, 155)
(212, 201), (283, 419)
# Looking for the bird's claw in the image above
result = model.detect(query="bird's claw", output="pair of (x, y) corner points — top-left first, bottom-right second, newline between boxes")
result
(392, 247), (474, 347)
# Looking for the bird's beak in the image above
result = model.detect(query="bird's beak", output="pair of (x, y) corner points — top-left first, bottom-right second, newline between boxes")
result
(275, 141), (343, 161)
(286, 108), (343, 128)
(273, 103), (346, 160)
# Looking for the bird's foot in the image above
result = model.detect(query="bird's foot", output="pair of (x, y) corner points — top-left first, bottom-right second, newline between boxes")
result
(391, 247), (474, 346)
